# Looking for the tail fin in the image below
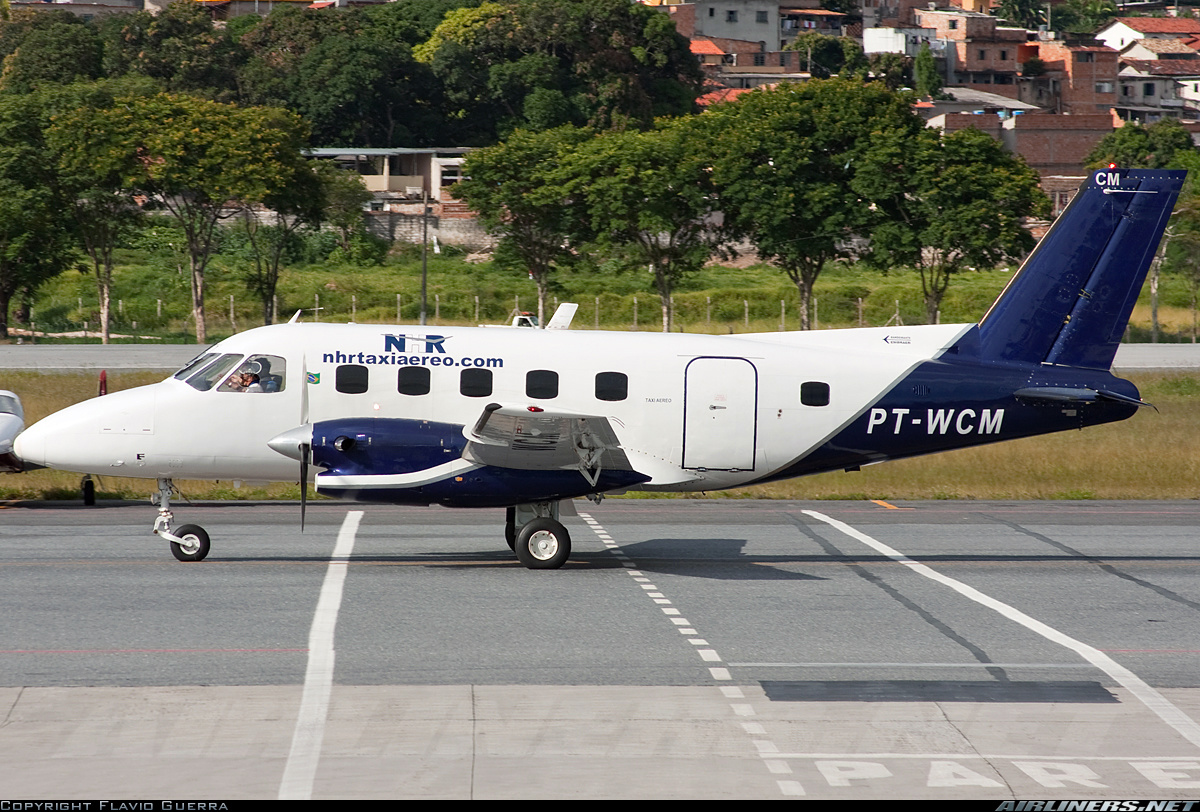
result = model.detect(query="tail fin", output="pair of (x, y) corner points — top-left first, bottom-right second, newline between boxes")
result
(977, 168), (1185, 370)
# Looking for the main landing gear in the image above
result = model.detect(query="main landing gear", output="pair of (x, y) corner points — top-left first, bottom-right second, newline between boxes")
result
(152, 477), (210, 562)
(505, 502), (572, 570)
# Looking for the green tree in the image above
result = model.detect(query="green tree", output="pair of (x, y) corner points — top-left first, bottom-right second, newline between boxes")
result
(417, 0), (701, 143)
(994, 0), (1044, 28)
(785, 32), (865, 79)
(857, 126), (1050, 324)
(452, 126), (589, 324)
(0, 20), (102, 93)
(914, 42), (942, 99)
(1085, 119), (1196, 169)
(1049, 0), (1117, 35)
(867, 52), (912, 91)
(103, 1), (242, 100)
(314, 162), (373, 256)
(559, 119), (719, 332)
(702, 79), (925, 329)
(44, 79), (159, 344)
(68, 94), (313, 343)
(0, 94), (77, 337)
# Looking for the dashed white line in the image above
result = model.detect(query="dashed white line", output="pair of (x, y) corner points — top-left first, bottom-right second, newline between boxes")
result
(279, 510), (364, 800)
(576, 511), (801, 795)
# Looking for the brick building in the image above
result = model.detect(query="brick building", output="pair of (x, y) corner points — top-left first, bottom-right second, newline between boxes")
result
(1020, 41), (1119, 115)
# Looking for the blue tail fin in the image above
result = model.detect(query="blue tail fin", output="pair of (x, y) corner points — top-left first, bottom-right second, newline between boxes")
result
(977, 169), (1185, 369)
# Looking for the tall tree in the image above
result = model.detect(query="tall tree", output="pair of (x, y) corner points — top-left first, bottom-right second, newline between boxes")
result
(69, 93), (313, 343)
(703, 79), (925, 329)
(0, 94), (76, 337)
(857, 126), (1050, 324)
(45, 80), (160, 344)
(452, 126), (589, 324)
(914, 42), (942, 99)
(558, 120), (718, 332)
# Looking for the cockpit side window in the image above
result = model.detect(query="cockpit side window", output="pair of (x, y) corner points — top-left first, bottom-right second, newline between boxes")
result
(173, 352), (218, 381)
(186, 354), (242, 391)
(218, 355), (287, 393)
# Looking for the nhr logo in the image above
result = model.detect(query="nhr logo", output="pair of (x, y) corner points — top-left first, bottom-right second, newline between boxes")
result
(383, 334), (447, 354)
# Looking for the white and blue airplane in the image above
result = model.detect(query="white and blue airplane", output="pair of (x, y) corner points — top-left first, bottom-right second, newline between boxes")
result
(11, 169), (1185, 568)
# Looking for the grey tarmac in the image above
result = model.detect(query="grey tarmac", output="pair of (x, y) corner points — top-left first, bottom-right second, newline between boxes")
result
(1, 499), (1200, 799)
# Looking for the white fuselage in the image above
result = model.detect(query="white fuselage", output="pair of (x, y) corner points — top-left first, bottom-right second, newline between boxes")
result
(15, 321), (972, 492)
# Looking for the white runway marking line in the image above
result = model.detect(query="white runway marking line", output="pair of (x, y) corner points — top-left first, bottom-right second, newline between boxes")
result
(278, 510), (364, 801)
(802, 509), (1200, 753)
(576, 511), (803, 796)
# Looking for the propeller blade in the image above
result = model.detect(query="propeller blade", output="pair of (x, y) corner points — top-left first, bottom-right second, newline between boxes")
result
(300, 442), (309, 532)
(300, 354), (309, 426)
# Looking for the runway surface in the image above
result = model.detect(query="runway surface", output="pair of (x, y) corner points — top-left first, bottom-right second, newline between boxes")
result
(1, 498), (1199, 799)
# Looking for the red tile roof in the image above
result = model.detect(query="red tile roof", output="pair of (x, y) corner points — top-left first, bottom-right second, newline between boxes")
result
(690, 39), (726, 56)
(1113, 17), (1200, 35)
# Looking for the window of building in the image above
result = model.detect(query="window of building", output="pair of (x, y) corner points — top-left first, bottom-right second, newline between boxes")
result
(595, 372), (628, 402)
(397, 366), (430, 396)
(949, 20), (958, 29)
(1145, 83), (1157, 97)
(526, 370), (559, 399)
(709, 7), (715, 16)
(756, 10), (768, 23)
(336, 365), (369, 394)
(460, 368), (493, 398)
(1078, 52), (1094, 63)
(1095, 82), (1113, 93)
(1123, 85), (1132, 97)
(726, 10), (738, 23)
(1000, 50), (1008, 60)
(801, 382), (830, 407)
(978, 49), (987, 60)
(753, 52), (766, 66)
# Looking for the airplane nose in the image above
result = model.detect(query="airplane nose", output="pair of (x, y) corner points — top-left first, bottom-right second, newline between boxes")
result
(11, 426), (43, 467)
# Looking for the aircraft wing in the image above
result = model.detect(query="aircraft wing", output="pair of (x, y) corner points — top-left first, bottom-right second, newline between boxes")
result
(463, 403), (635, 487)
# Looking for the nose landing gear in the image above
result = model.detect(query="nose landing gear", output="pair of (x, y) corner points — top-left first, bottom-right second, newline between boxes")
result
(152, 477), (210, 562)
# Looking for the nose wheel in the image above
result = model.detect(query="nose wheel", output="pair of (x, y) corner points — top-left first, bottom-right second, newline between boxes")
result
(152, 478), (211, 562)
(169, 524), (210, 562)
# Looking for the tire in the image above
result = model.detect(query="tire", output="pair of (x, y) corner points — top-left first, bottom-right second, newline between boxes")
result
(82, 479), (95, 506)
(170, 524), (210, 562)
(505, 506), (517, 550)
(514, 518), (570, 570)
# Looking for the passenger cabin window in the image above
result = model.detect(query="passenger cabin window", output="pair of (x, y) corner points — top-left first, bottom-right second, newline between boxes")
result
(336, 364), (369, 394)
(218, 354), (286, 393)
(397, 367), (430, 396)
(460, 368), (493, 397)
(595, 372), (628, 402)
(801, 381), (830, 407)
(526, 370), (559, 399)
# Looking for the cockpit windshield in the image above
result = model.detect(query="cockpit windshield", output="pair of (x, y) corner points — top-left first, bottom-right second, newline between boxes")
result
(185, 354), (243, 391)
(172, 352), (218, 381)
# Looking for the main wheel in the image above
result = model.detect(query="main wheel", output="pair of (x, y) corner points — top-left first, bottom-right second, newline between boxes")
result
(82, 478), (95, 506)
(170, 524), (210, 562)
(514, 518), (571, 570)
(504, 506), (517, 550)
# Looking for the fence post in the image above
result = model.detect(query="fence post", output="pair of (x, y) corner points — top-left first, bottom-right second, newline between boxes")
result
(595, 297), (599, 329)
(858, 297), (863, 327)
(229, 295), (236, 334)
(744, 300), (748, 328)
(475, 295), (480, 324)
(315, 293), (320, 322)
(352, 294), (356, 322)
(633, 296), (638, 329)
(706, 296), (711, 328)
(435, 293), (440, 323)
(397, 293), (402, 324)
(780, 299), (785, 331)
